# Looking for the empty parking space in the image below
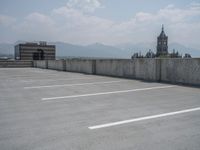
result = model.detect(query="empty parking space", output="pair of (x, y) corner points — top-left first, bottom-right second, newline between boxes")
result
(0, 68), (200, 150)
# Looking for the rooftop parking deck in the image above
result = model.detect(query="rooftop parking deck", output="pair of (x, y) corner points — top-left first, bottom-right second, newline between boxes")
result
(0, 68), (200, 150)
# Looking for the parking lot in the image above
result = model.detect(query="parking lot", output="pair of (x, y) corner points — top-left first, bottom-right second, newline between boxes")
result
(0, 68), (200, 150)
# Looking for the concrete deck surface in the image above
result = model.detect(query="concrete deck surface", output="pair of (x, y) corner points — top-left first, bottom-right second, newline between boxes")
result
(0, 68), (200, 150)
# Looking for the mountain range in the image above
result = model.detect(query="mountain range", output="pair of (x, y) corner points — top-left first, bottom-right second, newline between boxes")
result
(0, 41), (200, 58)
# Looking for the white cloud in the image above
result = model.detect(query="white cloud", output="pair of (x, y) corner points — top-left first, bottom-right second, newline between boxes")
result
(157, 4), (200, 23)
(52, 6), (114, 43)
(109, 3), (200, 44)
(135, 12), (156, 22)
(25, 12), (55, 25)
(67, 0), (102, 13)
(3, 2), (200, 47)
(190, 2), (200, 9)
(13, 12), (58, 41)
(0, 14), (16, 26)
(53, 6), (113, 29)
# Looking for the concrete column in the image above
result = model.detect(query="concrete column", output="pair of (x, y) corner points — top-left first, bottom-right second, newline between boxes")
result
(62, 60), (66, 71)
(92, 60), (96, 74)
(45, 60), (48, 69)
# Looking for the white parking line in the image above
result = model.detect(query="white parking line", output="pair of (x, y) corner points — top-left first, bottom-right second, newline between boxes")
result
(0, 75), (33, 79)
(88, 107), (200, 130)
(42, 85), (174, 101)
(21, 77), (103, 82)
(24, 80), (124, 89)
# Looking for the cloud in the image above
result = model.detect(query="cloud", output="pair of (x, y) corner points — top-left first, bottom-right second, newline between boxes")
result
(190, 2), (200, 9)
(25, 12), (55, 25)
(13, 12), (58, 41)
(3, 2), (200, 47)
(135, 12), (156, 22)
(66, 0), (102, 13)
(52, 6), (113, 29)
(129, 3), (200, 24)
(52, 6), (114, 43)
(158, 4), (200, 23)
(109, 3), (200, 44)
(0, 14), (16, 26)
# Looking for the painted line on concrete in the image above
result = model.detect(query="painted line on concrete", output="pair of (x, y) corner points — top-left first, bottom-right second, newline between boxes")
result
(0, 76), (61, 80)
(24, 80), (125, 89)
(0, 75), (34, 79)
(88, 107), (200, 130)
(42, 85), (174, 101)
(21, 77), (104, 83)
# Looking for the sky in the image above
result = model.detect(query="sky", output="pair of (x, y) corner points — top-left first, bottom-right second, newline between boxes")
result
(0, 0), (200, 48)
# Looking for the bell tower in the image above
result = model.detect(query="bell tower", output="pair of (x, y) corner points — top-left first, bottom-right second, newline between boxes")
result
(156, 25), (168, 56)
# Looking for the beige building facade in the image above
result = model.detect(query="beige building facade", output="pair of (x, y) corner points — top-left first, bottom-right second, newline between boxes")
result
(15, 42), (55, 60)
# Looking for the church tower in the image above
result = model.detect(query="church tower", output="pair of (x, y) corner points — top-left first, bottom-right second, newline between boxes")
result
(156, 25), (168, 56)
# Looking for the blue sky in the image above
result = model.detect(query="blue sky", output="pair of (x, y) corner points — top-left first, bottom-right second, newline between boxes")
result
(0, 0), (200, 48)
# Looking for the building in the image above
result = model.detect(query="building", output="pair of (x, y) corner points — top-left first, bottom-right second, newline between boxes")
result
(184, 53), (192, 58)
(15, 41), (55, 60)
(169, 49), (182, 58)
(146, 49), (155, 58)
(156, 25), (168, 56)
(131, 25), (191, 59)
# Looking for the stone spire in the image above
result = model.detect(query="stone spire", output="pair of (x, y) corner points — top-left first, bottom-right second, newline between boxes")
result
(156, 25), (168, 56)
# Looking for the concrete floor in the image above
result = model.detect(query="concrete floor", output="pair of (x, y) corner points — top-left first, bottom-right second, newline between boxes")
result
(0, 68), (200, 150)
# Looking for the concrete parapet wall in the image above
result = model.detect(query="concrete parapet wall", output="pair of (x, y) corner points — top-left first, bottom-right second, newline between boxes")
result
(134, 59), (157, 81)
(65, 59), (95, 74)
(48, 60), (65, 71)
(96, 59), (132, 77)
(0, 60), (33, 68)
(96, 59), (157, 81)
(160, 58), (200, 85)
(33, 60), (47, 69)
(33, 58), (200, 86)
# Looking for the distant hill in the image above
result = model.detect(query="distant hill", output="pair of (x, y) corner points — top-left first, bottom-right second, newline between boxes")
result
(0, 41), (199, 58)
(51, 42), (133, 59)
(169, 43), (200, 57)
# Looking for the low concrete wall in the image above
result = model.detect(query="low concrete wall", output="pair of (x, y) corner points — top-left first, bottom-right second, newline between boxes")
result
(160, 58), (200, 85)
(33, 60), (47, 69)
(48, 60), (66, 71)
(66, 59), (95, 74)
(96, 59), (133, 77)
(96, 59), (158, 81)
(0, 60), (33, 68)
(33, 58), (200, 86)
(134, 59), (158, 81)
